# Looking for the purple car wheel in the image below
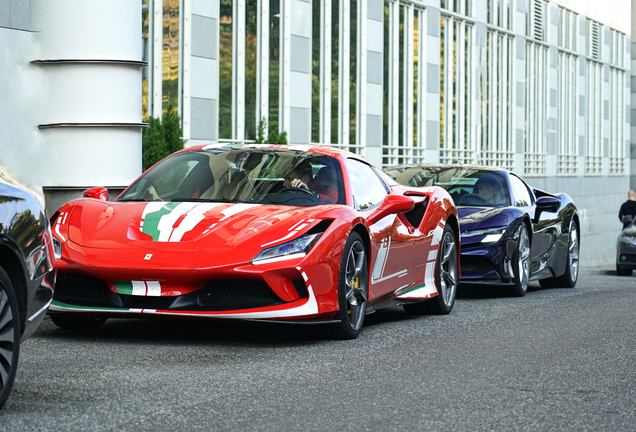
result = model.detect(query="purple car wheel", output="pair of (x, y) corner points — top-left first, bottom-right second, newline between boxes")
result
(540, 221), (580, 288)
(511, 224), (530, 297)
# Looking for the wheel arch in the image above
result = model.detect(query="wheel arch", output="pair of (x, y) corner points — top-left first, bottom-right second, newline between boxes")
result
(571, 212), (580, 243)
(522, 216), (533, 245)
(445, 213), (460, 246)
(0, 243), (27, 336)
(351, 224), (371, 259)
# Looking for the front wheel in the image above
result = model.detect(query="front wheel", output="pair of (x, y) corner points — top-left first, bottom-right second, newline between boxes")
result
(0, 267), (20, 409)
(330, 232), (368, 340)
(510, 224), (530, 297)
(404, 224), (458, 315)
(50, 314), (107, 330)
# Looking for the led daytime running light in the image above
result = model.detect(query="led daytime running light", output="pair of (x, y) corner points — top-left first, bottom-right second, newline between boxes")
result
(251, 233), (322, 264)
(460, 227), (505, 244)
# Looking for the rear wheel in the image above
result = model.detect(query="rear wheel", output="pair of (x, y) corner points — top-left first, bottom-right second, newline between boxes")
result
(50, 314), (107, 330)
(540, 223), (580, 288)
(510, 224), (530, 297)
(404, 224), (458, 315)
(0, 267), (20, 409)
(330, 232), (368, 340)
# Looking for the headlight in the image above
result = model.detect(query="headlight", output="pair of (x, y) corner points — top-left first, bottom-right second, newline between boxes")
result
(251, 233), (322, 265)
(53, 237), (62, 259)
(460, 227), (506, 244)
(619, 235), (636, 246)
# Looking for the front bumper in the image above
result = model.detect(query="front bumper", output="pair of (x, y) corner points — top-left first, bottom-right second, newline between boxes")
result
(50, 246), (341, 321)
(458, 237), (517, 285)
(616, 237), (636, 270)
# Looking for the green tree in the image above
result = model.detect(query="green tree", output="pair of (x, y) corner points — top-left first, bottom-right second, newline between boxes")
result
(255, 118), (288, 144)
(142, 106), (184, 171)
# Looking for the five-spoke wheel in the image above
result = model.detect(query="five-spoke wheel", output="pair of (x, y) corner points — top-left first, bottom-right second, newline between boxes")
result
(511, 224), (530, 296)
(404, 224), (459, 315)
(0, 268), (20, 409)
(540, 221), (580, 288)
(332, 232), (368, 339)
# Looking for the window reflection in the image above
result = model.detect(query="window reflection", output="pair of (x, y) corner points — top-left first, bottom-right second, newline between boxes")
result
(142, 0), (149, 121)
(270, 0), (280, 134)
(219, 0), (233, 139)
(162, 0), (180, 114)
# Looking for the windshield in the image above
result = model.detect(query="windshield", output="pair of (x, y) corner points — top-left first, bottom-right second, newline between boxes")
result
(384, 166), (510, 208)
(117, 147), (345, 207)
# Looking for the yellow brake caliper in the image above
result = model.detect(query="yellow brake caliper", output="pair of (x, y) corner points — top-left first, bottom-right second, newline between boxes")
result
(348, 276), (359, 315)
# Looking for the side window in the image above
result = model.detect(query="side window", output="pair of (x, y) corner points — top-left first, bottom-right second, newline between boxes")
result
(508, 174), (533, 207)
(346, 159), (389, 210)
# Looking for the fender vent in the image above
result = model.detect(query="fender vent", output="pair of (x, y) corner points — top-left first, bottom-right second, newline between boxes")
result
(404, 197), (428, 227)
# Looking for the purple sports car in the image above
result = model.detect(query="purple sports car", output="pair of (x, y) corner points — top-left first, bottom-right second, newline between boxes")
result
(384, 164), (579, 296)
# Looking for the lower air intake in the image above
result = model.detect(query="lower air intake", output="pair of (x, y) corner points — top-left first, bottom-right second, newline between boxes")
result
(54, 274), (110, 304)
(196, 280), (283, 310)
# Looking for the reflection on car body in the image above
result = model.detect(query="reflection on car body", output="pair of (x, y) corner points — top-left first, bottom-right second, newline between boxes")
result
(0, 166), (56, 408)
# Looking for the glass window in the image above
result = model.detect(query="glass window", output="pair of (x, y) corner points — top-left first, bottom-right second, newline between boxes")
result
(119, 148), (343, 207)
(346, 159), (388, 210)
(383, 166), (510, 208)
(508, 175), (533, 207)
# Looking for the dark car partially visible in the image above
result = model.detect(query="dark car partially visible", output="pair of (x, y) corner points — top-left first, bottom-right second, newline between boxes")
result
(0, 167), (56, 408)
(616, 215), (636, 276)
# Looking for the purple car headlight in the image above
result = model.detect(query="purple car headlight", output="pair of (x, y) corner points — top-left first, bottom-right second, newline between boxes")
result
(460, 227), (506, 244)
(251, 233), (322, 265)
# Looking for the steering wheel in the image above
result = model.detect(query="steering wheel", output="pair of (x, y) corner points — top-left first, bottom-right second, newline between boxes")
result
(278, 187), (318, 198)
(456, 193), (490, 206)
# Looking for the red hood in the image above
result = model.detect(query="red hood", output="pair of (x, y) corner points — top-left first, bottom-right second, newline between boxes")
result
(67, 200), (337, 256)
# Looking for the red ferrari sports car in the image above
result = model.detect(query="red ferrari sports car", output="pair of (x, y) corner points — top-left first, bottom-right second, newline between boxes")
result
(49, 144), (459, 338)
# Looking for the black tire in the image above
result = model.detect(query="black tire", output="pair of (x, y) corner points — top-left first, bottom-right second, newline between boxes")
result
(616, 264), (632, 276)
(510, 224), (531, 297)
(0, 267), (20, 410)
(539, 222), (580, 288)
(50, 314), (107, 330)
(404, 224), (459, 315)
(330, 232), (368, 340)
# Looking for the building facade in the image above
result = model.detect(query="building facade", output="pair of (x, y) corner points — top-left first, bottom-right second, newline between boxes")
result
(0, 0), (632, 267)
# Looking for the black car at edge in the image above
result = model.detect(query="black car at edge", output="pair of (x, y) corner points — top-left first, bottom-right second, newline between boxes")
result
(0, 167), (56, 408)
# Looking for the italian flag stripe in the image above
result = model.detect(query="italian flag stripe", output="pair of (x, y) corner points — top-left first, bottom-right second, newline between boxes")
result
(114, 280), (134, 295)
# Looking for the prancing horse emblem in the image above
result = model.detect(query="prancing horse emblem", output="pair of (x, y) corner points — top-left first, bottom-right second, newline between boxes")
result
(144, 254), (153, 260)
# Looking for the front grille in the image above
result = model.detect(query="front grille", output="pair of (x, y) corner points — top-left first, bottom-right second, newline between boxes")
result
(618, 253), (636, 263)
(196, 280), (283, 310)
(54, 274), (110, 304)
(461, 256), (496, 276)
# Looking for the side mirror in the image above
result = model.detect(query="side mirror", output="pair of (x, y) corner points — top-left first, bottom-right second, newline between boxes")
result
(367, 194), (415, 225)
(536, 196), (560, 212)
(83, 187), (109, 201)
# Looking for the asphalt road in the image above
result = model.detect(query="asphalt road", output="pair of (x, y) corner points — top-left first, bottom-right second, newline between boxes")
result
(3, 267), (636, 431)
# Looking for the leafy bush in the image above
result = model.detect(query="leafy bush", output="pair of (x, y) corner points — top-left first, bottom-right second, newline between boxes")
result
(142, 107), (185, 171)
(255, 118), (288, 144)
